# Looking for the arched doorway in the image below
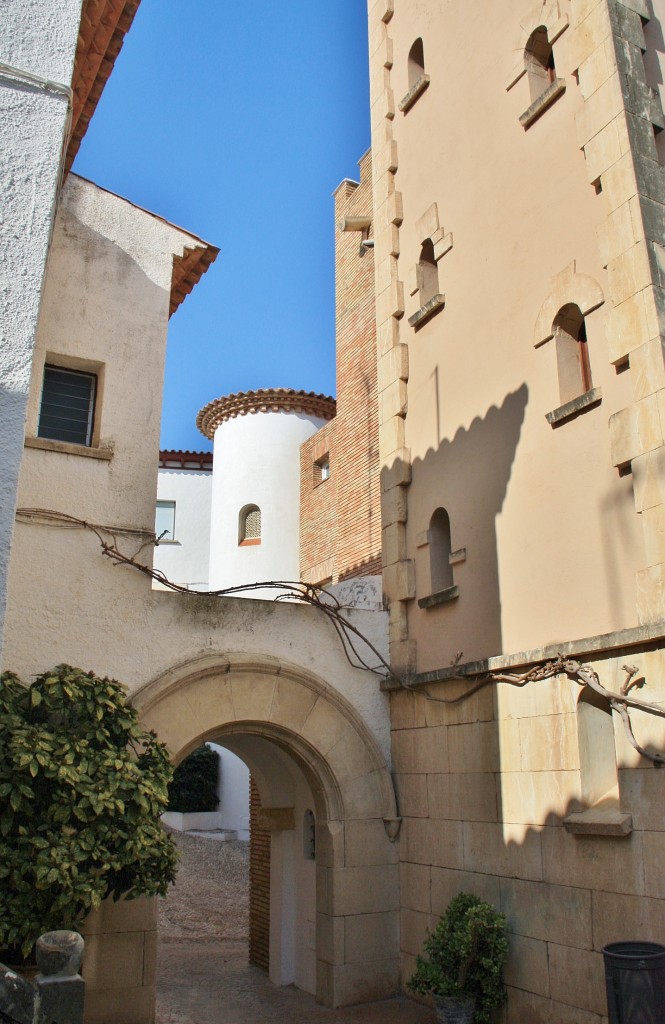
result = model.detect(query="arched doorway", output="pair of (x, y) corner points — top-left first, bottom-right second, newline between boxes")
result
(133, 652), (401, 1009)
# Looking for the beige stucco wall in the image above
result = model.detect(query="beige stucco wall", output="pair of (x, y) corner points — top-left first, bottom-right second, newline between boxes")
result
(383, 1), (645, 671)
(368, 0), (665, 1021)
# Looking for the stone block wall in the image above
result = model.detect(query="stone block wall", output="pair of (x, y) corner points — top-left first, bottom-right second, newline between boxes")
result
(81, 896), (156, 1024)
(391, 641), (665, 1023)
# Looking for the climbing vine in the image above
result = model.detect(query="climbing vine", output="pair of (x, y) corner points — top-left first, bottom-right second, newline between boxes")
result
(14, 507), (665, 766)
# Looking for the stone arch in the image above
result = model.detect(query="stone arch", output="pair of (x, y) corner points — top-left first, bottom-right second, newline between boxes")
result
(533, 260), (605, 348)
(506, 1), (569, 91)
(133, 652), (400, 1008)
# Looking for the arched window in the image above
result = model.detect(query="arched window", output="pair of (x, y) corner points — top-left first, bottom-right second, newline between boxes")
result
(577, 689), (619, 808)
(525, 26), (555, 103)
(239, 504), (261, 545)
(553, 303), (592, 405)
(417, 239), (439, 308)
(408, 38), (425, 90)
(429, 507), (454, 594)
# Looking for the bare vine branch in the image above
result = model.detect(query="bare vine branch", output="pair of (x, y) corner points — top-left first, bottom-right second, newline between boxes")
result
(15, 507), (665, 766)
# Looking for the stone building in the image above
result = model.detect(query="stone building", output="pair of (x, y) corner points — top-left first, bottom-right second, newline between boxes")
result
(367, 0), (665, 1020)
(5, 1), (665, 1024)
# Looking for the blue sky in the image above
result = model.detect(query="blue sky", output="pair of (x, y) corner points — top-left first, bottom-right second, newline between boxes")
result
(73, 0), (370, 451)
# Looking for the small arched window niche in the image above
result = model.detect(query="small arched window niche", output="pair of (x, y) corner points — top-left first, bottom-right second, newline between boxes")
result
(239, 504), (261, 546)
(534, 264), (604, 427)
(399, 38), (430, 113)
(545, 304), (601, 426)
(563, 688), (633, 837)
(519, 26), (566, 128)
(418, 507), (463, 609)
(408, 239), (446, 328)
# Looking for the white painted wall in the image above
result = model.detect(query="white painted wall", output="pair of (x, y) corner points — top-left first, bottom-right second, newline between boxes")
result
(0, 0), (82, 664)
(224, 734), (316, 995)
(154, 468), (212, 590)
(208, 410), (327, 598)
(208, 742), (250, 839)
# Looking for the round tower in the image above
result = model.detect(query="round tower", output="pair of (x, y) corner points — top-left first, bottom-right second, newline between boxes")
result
(197, 388), (336, 597)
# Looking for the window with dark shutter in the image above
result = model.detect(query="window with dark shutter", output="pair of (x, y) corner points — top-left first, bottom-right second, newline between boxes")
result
(38, 365), (96, 446)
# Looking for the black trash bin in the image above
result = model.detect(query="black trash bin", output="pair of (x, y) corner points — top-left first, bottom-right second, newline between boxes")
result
(602, 941), (665, 1024)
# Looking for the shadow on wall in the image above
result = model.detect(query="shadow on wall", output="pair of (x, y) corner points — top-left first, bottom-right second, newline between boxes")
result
(383, 383), (529, 667)
(407, 789), (664, 1023)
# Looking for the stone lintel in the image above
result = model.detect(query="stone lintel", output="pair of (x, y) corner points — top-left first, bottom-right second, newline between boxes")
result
(417, 585), (460, 610)
(408, 294), (445, 329)
(519, 79), (567, 129)
(381, 618), (665, 690)
(257, 807), (295, 831)
(546, 387), (602, 426)
(563, 808), (633, 836)
(24, 436), (114, 461)
(398, 74), (430, 113)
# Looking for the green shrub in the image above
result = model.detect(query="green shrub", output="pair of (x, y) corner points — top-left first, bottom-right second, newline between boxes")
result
(407, 892), (508, 1023)
(168, 744), (219, 813)
(0, 665), (178, 957)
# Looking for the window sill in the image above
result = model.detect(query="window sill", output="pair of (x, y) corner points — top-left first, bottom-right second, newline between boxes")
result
(408, 293), (445, 329)
(546, 387), (602, 427)
(239, 538), (261, 547)
(563, 807), (633, 837)
(25, 436), (113, 461)
(418, 585), (459, 609)
(519, 78), (566, 129)
(398, 74), (430, 113)
(156, 539), (180, 546)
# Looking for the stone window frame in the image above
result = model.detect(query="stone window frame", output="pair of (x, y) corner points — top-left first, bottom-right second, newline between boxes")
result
(563, 688), (633, 837)
(407, 203), (452, 329)
(534, 262), (605, 427)
(25, 353), (112, 461)
(505, 1), (569, 129)
(399, 37), (430, 113)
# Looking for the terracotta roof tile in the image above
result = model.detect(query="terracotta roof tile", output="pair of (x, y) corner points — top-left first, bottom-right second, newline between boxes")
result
(197, 388), (337, 440)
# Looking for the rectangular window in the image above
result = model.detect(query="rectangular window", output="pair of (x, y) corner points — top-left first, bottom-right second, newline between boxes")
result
(38, 365), (96, 446)
(155, 500), (176, 541)
(314, 455), (330, 485)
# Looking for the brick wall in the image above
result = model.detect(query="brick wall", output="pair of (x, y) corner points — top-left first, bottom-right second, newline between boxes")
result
(300, 150), (382, 584)
(248, 776), (270, 971)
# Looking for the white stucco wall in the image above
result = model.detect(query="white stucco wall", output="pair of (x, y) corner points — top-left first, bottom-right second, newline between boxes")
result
(154, 468), (213, 590)
(0, 0), (82, 664)
(208, 742), (250, 839)
(208, 410), (327, 598)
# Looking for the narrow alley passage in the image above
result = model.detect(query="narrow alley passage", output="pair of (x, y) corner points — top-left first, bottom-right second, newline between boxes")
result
(156, 832), (436, 1024)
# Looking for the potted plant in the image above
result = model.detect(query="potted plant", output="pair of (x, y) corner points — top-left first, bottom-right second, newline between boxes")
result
(407, 892), (508, 1024)
(0, 665), (178, 963)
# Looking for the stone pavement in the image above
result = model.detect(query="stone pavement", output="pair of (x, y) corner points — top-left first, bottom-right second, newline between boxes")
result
(157, 938), (437, 1024)
(156, 832), (436, 1024)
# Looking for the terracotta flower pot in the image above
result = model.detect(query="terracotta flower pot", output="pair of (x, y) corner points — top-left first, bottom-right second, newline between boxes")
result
(434, 994), (476, 1024)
